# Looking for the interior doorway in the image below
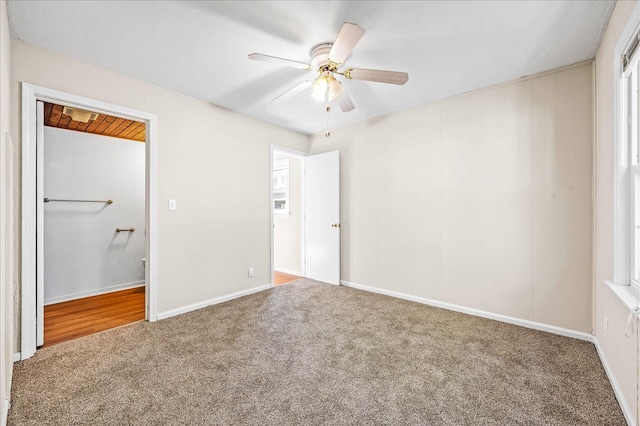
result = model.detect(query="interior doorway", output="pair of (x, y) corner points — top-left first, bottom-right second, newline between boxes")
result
(39, 102), (146, 347)
(21, 83), (158, 360)
(272, 148), (305, 286)
(270, 146), (341, 287)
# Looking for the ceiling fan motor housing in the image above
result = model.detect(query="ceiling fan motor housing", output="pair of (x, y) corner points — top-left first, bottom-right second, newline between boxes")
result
(310, 43), (334, 70)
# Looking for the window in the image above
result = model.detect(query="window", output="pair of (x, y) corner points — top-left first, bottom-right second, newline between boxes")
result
(273, 158), (289, 216)
(607, 10), (640, 314)
(618, 30), (640, 292)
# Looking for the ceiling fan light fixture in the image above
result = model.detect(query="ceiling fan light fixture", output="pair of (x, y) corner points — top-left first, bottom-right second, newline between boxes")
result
(327, 76), (344, 101)
(249, 22), (409, 114)
(312, 74), (329, 102)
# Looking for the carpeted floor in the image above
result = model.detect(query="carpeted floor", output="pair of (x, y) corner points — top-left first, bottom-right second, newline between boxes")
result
(8, 279), (626, 425)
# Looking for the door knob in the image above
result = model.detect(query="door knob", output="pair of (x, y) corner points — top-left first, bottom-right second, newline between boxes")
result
(331, 223), (341, 228)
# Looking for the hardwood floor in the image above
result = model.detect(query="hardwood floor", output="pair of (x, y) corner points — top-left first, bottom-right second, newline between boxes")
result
(43, 286), (145, 348)
(274, 271), (301, 286)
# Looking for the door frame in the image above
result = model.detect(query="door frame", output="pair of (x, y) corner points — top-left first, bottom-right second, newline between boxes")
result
(270, 145), (308, 285)
(21, 83), (159, 359)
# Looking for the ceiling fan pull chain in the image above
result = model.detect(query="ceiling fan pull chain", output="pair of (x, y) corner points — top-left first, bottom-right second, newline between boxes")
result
(325, 104), (331, 138)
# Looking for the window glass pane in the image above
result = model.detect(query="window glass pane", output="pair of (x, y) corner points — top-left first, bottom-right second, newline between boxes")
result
(630, 171), (640, 283)
(623, 72), (638, 165)
(636, 67), (640, 165)
(273, 158), (289, 215)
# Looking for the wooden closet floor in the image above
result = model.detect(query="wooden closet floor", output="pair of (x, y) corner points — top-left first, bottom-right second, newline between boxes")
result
(43, 286), (145, 348)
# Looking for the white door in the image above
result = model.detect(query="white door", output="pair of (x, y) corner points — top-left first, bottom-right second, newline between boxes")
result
(305, 151), (340, 285)
(36, 101), (45, 346)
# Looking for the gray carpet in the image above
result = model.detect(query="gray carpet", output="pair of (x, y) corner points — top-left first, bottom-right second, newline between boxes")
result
(8, 279), (626, 425)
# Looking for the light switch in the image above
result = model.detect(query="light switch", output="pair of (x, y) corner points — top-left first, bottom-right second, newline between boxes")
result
(168, 199), (177, 211)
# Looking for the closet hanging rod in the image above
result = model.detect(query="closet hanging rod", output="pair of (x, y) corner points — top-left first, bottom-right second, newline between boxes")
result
(44, 198), (113, 204)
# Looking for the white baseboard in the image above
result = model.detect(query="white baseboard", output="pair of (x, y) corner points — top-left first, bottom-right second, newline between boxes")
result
(274, 267), (302, 277)
(2, 397), (9, 426)
(44, 281), (145, 306)
(593, 337), (636, 426)
(11, 353), (20, 363)
(157, 284), (271, 321)
(340, 280), (593, 342)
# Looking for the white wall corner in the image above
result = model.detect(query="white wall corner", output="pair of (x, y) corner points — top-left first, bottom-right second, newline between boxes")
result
(11, 353), (19, 363)
(592, 337), (636, 426)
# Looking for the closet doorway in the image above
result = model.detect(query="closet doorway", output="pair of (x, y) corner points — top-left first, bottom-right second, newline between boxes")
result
(40, 102), (146, 347)
(21, 84), (158, 360)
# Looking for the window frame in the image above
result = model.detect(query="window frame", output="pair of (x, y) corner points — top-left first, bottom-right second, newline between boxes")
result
(625, 62), (640, 290)
(273, 158), (290, 217)
(614, 12), (640, 294)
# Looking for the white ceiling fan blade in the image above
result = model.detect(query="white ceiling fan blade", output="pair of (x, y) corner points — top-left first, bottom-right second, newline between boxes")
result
(336, 87), (355, 112)
(345, 68), (409, 85)
(248, 53), (312, 71)
(273, 80), (313, 102)
(328, 22), (365, 65)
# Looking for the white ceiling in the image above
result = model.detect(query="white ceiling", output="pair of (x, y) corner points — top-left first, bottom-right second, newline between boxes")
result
(7, 1), (615, 136)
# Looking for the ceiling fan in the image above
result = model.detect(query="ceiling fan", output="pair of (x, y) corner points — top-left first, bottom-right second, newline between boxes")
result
(248, 22), (409, 112)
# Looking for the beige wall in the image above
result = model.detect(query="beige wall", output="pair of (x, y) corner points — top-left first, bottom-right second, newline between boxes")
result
(3, 7), (636, 423)
(10, 40), (310, 350)
(310, 62), (593, 333)
(274, 153), (302, 274)
(0, 0), (13, 419)
(594, 0), (639, 421)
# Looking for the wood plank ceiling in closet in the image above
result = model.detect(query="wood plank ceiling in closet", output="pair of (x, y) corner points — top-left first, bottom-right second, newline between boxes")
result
(44, 102), (146, 142)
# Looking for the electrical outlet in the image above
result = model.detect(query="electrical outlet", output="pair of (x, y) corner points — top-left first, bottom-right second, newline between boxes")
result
(248, 267), (254, 278)
(603, 316), (608, 337)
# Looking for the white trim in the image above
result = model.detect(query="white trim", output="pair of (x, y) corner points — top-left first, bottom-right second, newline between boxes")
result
(299, 158), (306, 278)
(146, 114), (158, 323)
(20, 83), (159, 360)
(11, 354), (19, 363)
(157, 284), (271, 320)
(605, 280), (640, 314)
(35, 101), (44, 346)
(21, 85), (37, 359)
(340, 280), (592, 341)
(300, 159), (307, 277)
(592, 60), (598, 336)
(270, 148), (274, 285)
(274, 267), (302, 277)
(272, 145), (309, 158)
(44, 281), (145, 306)
(2, 397), (9, 426)
(593, 336), (636, 426)
(613, 2), (640, 286)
